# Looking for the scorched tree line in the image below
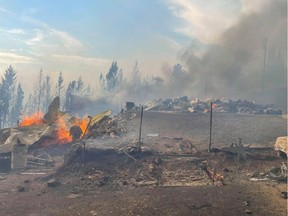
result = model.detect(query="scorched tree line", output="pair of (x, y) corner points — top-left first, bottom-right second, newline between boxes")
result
(0, 61), (185, 128)
(0, 66), (90, 128)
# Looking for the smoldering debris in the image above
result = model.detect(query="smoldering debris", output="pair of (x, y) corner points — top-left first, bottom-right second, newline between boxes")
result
(144, 96), (282, 115)
(274, 136), (288, 157)
(89, 115), (127, 138)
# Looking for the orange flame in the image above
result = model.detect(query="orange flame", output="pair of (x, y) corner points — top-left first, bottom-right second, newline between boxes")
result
(56, 115), (88, 144)
(209, 168), (224, 186)
(19, 112), (44, 126)
(74, 118), (88, 135)
(20, 111), (89, 145)
(56, 115), (72, 144)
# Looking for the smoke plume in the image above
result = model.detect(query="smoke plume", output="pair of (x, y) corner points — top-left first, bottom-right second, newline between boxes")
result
(179, 0), (287, 106)
(71, 0), (287, 114)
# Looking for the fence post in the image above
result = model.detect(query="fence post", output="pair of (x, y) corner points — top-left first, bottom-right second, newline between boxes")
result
(208, 102), (213, 152)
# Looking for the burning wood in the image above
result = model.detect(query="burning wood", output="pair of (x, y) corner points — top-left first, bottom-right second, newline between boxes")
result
(274, 136), (288, 157)
(0, 97), (113, 154)
(200, 162), (224, 186)
(90, 115), (126, 138)
(19, 112), (44, 126)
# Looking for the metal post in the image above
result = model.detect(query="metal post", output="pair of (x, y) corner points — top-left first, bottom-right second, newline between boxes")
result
(82, 116), (92, 138)
(138, 106), (144, 150)
(208, 102), (213, 152)
(81, 116), (92, 164)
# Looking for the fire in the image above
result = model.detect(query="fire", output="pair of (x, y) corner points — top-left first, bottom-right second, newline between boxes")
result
(19, 112), (44, 126)
(56, 115), (89, 144)
(19, 111), (89, 145)
(210, 169), (224, 186)
(56, 115), (72, 143)
(72, 118), (87, 135)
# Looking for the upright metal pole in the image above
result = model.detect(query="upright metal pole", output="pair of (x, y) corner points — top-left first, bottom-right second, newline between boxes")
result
(81, 116), (92, 164)
(208, 102), (213, 152)
(138, 106), (144, 150)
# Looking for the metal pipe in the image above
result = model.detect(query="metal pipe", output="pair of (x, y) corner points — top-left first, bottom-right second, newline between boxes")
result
(208, 102), (213, 152)
(82, 116), (92, 138)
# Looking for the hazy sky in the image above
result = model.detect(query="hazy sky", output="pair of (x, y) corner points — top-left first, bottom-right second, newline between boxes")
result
(0, 0), (277, 92)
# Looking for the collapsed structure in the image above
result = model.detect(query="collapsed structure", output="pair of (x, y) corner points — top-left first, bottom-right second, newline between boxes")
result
(0, 96), (286, 189)
(0, 97), (113, 171)
(144, 96), (283, 115)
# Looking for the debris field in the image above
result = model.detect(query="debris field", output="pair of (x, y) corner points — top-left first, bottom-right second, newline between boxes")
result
(0, 97), (287, 216)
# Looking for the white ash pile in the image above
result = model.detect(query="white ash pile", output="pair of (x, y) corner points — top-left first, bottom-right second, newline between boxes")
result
(144, 97), (282, 115)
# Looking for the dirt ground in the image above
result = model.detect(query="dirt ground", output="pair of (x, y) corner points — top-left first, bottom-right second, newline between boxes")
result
(0, 112), (287, 216)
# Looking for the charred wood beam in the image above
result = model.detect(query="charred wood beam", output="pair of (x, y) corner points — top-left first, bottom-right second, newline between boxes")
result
(122, 149), (137, 162)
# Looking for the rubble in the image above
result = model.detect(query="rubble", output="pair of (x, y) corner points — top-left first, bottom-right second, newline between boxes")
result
(281, 192), (287, 199)
(200, 162), (224, 186)
(245, 209), (252, 215)
(220, 144), (254, 161)
(90, 115), (127, 138)
(43, 96), (61, 124)
(17, 185), (26, 192)
(0, 95), (286, 216)
(47, 178), (61, 187)
(27, 152), (54, 167)
(0, 97), (113, 172)
(144, 96), (283, 115)
(0, 102), (111, 154)
(274, 136), (287, 157)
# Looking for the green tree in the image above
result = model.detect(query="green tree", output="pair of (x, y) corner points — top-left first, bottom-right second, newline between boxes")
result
(0, 65), (17, 127)
(100, 61), (123, 92)
(11, 84), (24, 126)
(42, 75), (52, 112)
(23, 94), (34, 116)
(56, 72), (64, 109)
(171, 64), (186, 82)
(65, 80), (77, 112)
(33, 69), (44, 114)
(76, 76), (84, 94)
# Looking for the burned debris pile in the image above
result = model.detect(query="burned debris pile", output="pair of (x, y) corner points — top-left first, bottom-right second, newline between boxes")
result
(0, 97), (117, 172)
(90, 116), (127, 138)
(88, 102), (141, 139)
(144, 96), (283, 115)
(274, 136), (288, 158)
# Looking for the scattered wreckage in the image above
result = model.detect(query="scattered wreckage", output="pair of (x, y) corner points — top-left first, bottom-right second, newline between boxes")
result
(0, 97), (117, 172)
(144, 96), (283, 115)
(0, 96), (286, 199)
(274, 136), (288, 158)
